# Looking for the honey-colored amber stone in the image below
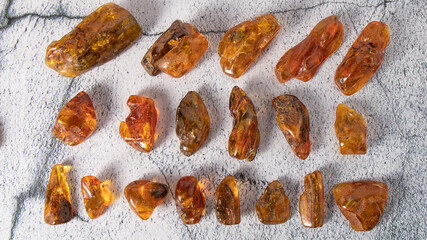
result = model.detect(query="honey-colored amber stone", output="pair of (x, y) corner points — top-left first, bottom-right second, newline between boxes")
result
(124, 180), (168, 220)
(299, 170), (324, 228)
(228, 86), (260, 161)
(175, 176), (206, 224)
(142, 20), (208, 78)
(81, 176), (111, 219)
(45, 3), (142, 77)
(275, 15), (344, 83)
(334, 104), (367, 154)
(333, 180), (388, 231)
(256, 180), (290, 225)
(272, 95), (310, 159)
(119, 96), (157, 153)
(52, 91), (96, 146)
(215, 175), (240, 225)
(44, 164), (73, 225)
(176, 91), (210, 156)
(218, 14), (281, 78)
(335, 22), (390, 95)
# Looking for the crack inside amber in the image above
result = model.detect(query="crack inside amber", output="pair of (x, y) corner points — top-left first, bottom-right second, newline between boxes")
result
(81, 176), (111, 219)
(256, 180), (290, 224)
(215, 175), (240, 225)
(334, 104), (367, 154)
(175, 176), (206, 224)
(299, 170), (324, 228)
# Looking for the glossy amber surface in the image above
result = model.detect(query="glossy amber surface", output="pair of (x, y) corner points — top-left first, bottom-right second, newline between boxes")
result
(334, 104), (367, 154)
(81, 176), (111, 219)
(218, 14), (281, 78)
(215, 175), (240, 225)
(256, 180), (290, 225)
(175, 176), (206, 224)
(299, 170), (324, 228)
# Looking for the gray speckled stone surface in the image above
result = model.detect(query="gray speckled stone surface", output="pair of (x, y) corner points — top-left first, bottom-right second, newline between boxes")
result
(0, 0), (426, 239)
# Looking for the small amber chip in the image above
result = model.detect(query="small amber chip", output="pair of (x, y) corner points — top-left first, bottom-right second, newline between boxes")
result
(81, 176), (111, 219)
(215, 175), (240, 225)
(334, 104), (367, 154)
(175, 176), (206, 224)
(299, 170), (324, 228)
(256, 180), (290, 225)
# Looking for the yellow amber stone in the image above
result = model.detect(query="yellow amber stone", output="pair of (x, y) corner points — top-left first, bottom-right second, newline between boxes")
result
(215, 175), (240, 225)
(256, 180), (290, 224)
(175, 176), (206, 224)
(299, 170), (324, 228)
(334, 104), (367, 154)
(81, 176), (111, 219)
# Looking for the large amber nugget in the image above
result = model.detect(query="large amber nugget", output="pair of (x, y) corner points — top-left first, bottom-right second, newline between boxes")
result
(175, 176), (206, 224)
(44, 164), (73, 225)
(176, 91), (210, 156)
(335, 22), (390, 95)
(228, 86), (260, 161)
(275, 15), (344, 83)
(299, 170), (324, 228)
(272, 95), (310, 159)
(256, 180), (290, 225)
(141, 20), (208, 78)
(81, 176), (111, 219)
(215, 175), (240, 225)
(119, 96), (157, 153)
(52, 91), (97, 146)
(334, 104), (367, 154)
(333, 180), (388, 231)
(45, 3), (142, 77)
(124, 180), (168, 220)
(218, 14), (281, 78)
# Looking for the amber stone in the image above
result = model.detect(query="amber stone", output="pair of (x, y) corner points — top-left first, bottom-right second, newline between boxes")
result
(218, 14), (281, 78)
(272, 95), (310, 159)
(119, 96), (157, 153)
(44, 164), (73, 225)
(124, 180), (168, 220)
(333, 180), (388, 231)
(335, 22), (390, 95)
(299, 170), (324, 228)
(176, 91), (210, 156)
(81, 176), (111, 219)
(256, 180), (290, 225)
(275, 15), (344, 83)
(215, 175), (240, 225)
(334, 104), (367, 154)
(175, 176), (206, 224)
(45, 3), (142, 77)
(52, 91), (97, 146)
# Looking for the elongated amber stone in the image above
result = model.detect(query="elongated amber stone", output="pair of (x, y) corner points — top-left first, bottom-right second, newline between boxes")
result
(334, 104), (367, 154)
(215, 175), (240, 225)
(228, 86), (260, 161)
(218, 14), (281, 78)
(81, 176), (111, 219)
(45, 3), (142, 77)
(175, 176), (206, 224)
(335, 22), (390, 95)
(275, 15), (344, 83)
(299, 170), (324, 228)
(256, 180), (290, 225)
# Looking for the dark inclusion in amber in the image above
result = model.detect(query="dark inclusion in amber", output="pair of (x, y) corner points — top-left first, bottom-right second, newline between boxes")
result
(45, 3), (142, 77)
(256, 180), (290, 225)
(81, 176), (111, 219)
(299, 170), (325, 228)
(334, 104), (367, 154)
(175, 176), (206, 224)
(215, 175), (240, 225)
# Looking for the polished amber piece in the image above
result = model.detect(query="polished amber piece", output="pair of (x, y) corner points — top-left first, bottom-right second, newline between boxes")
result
(119, 96), (157, 153)
(256, 180), (290, 225)
(124, 180), (168, 220)
(333, 180), (388, 231)
(81, 176), (111, 219)
(272, 95), (310, 159)
(215, 175), (240, 225)
(52, 91), (96, 146)
(334, 104), (367, 154)
(44, 164), (73, 225)
(275, 15), (344, 83)
(335, 22), (390, 95)
(299, 170), (324, 228)
(45, 3), (142, 77)
(228, 86), (260, 161)
(218, 14), (281, 78)
(176, 91), (210, 156)
(175, 176), (206, 224)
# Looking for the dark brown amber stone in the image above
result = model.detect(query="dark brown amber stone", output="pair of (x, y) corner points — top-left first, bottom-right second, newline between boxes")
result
(81, 176), (111, 219)
(334, 104), (367, 154)
(215, 175), (240, 225)
(299, 170), (324, 228)
(175, 176), (206, 224)
(256, 180), (290, 225)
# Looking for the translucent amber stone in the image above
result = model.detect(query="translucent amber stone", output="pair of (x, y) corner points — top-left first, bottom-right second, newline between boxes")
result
(215, 175), (240, 225)
(52, 91), (97, 146)
(256, 180), (290, 225)
(275, 15), (344, 83)
(228, 86), (260, 161)
(175, 176), (206, 224)
(333, 180), (388, 231)
(272, 95), (310, 159)
(81, 176), (111, 219)
(334, 104), (367, 154)
(44, 164), (73, 225)
(45, 3), (142, 77)
(335, 22), (390, 95)
(299, 170), (324, 228)
(218, 14), (281, 78)
(119, 96), (157, 153)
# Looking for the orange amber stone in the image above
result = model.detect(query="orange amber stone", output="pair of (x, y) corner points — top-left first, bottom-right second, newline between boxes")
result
(142, 20), (208, 78)
(119, 96), (158, 153)
(334, 104), (367, 154)
(228, 86), (260, 161)
(333, 180), (388, 231)
(335, 21), (390, 95)
(275, 15), (344, 83)
(175, 176), (206, 224)
(52, 91), (96, 146)
(272, 95), (310, 159)
(81, 176), (111, 219)
(44, 164), (73, 225)
(215, 175), (240, 225)
(218, 14), (281, 78)
(124, 180), (168, 220)
(299, 170), (324, 228)
(256, 180), (290, 225)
